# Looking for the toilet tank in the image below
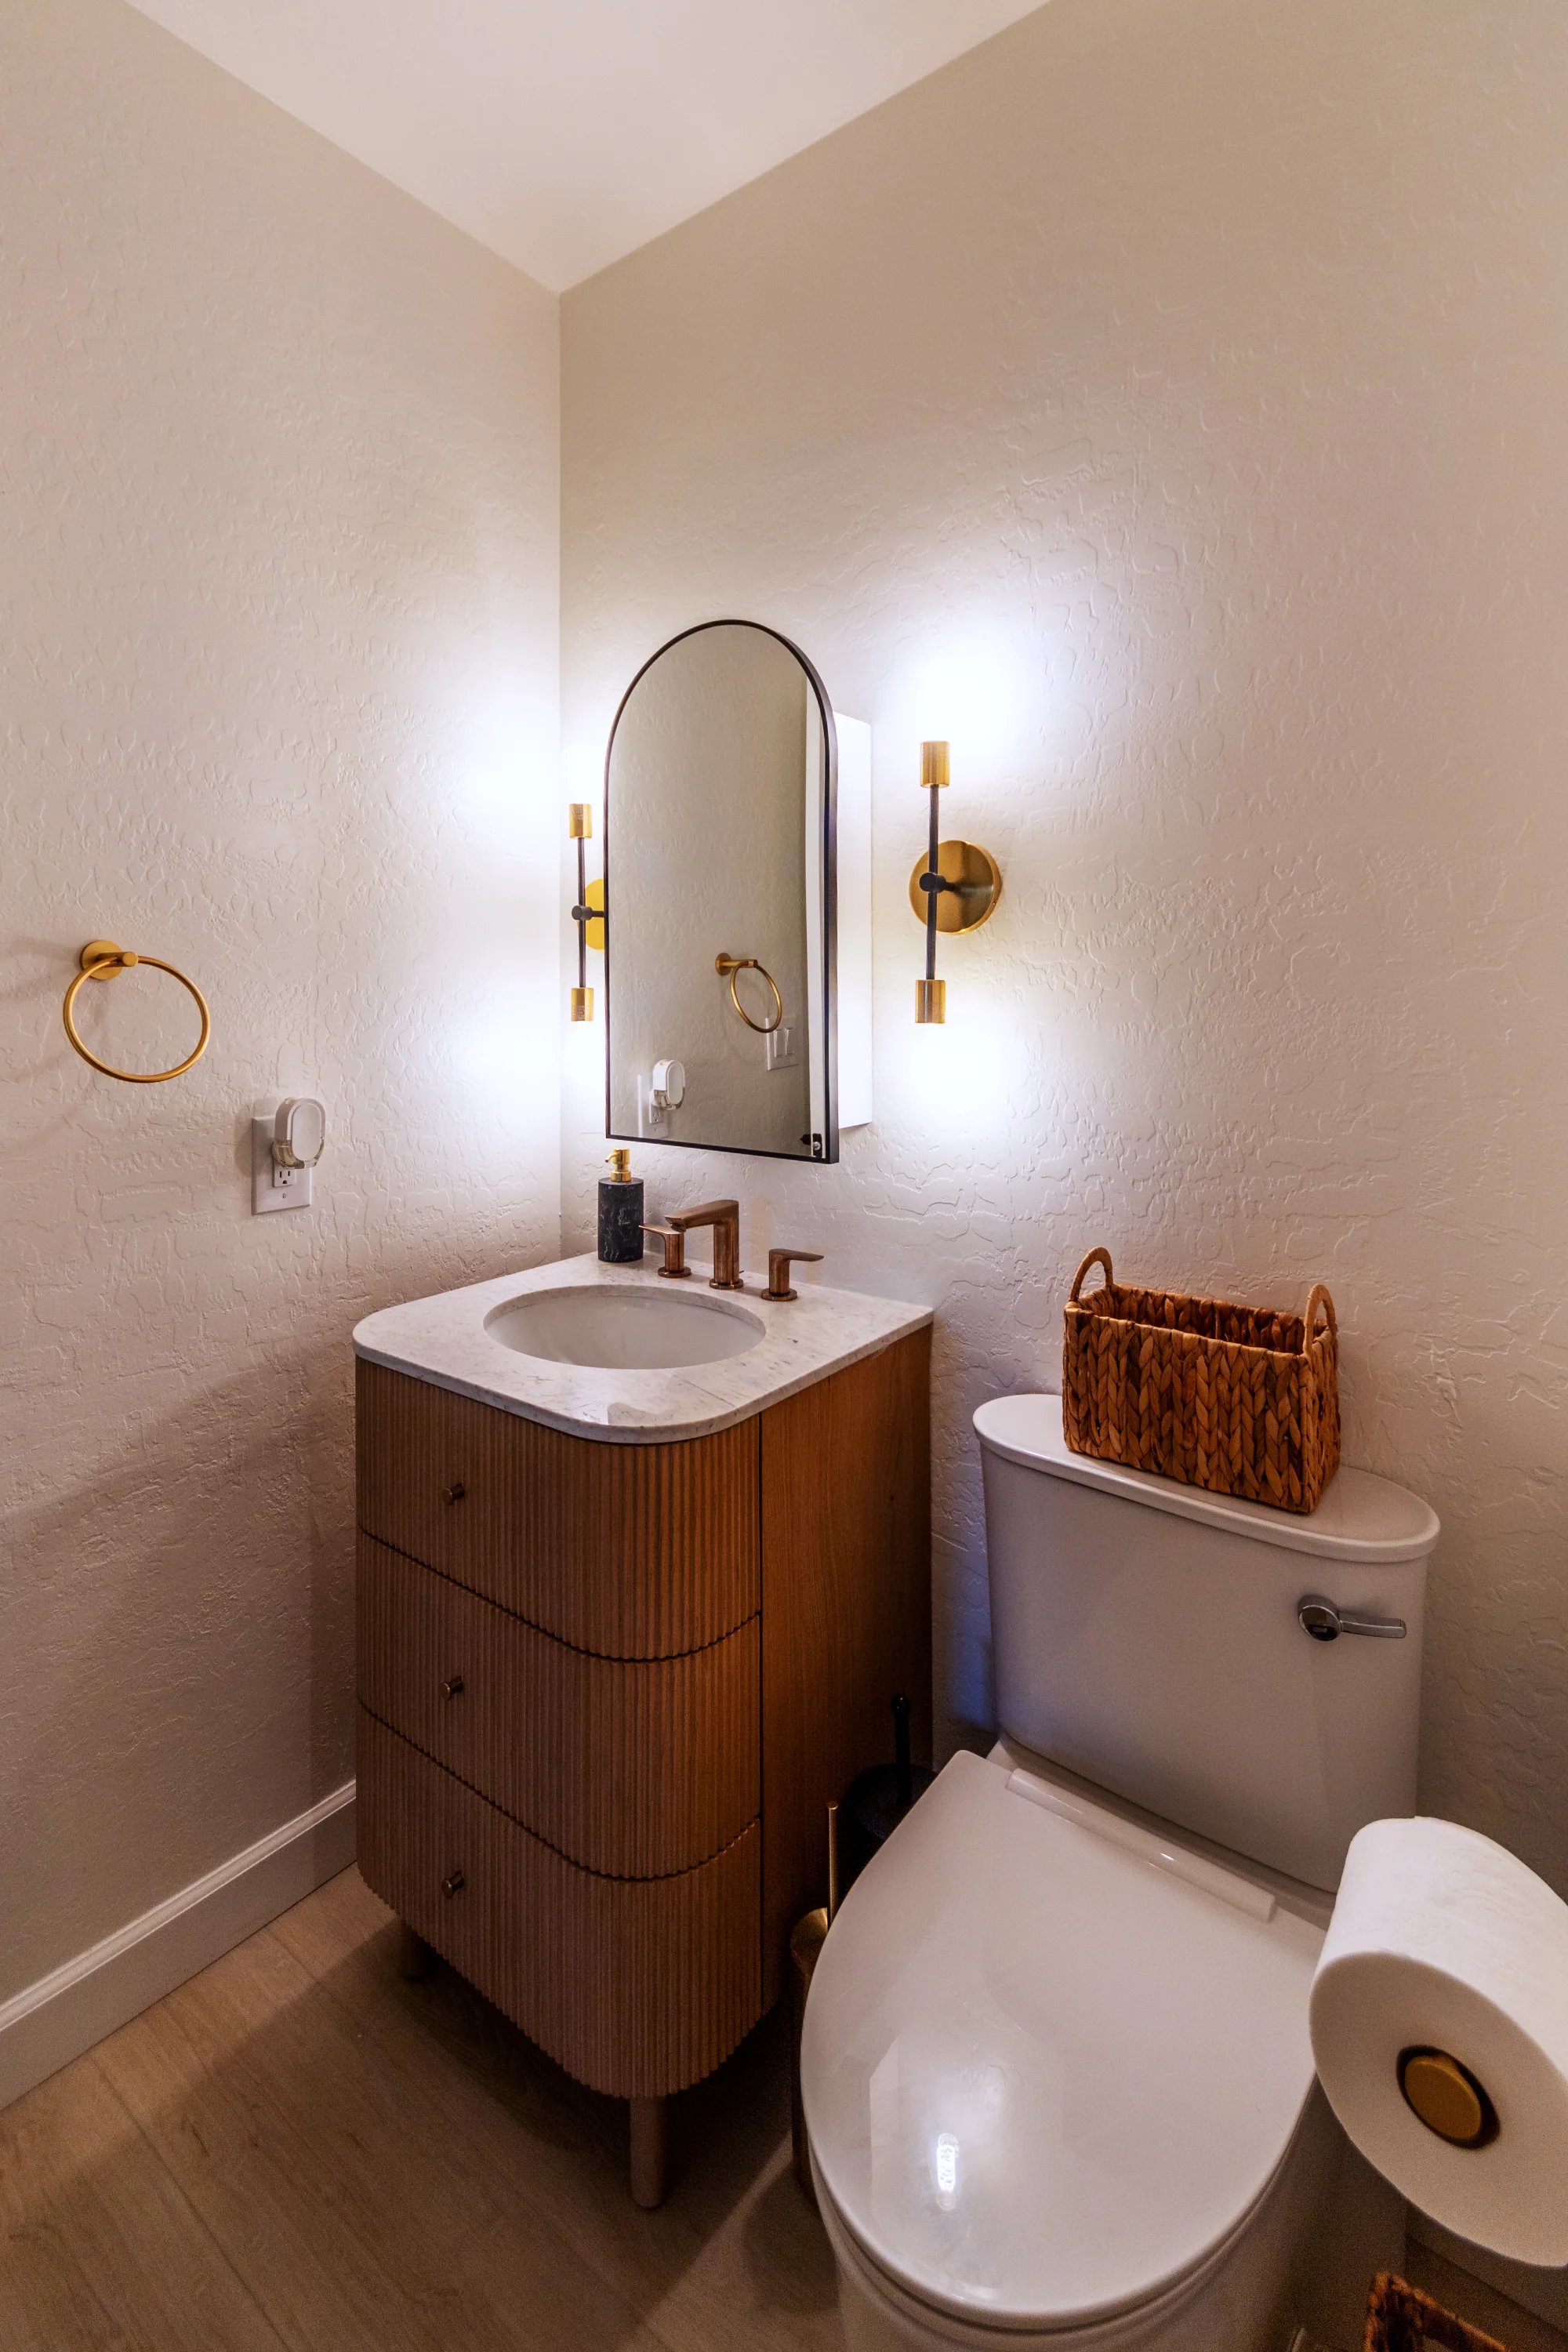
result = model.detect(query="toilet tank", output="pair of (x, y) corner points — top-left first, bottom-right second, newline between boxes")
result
(975, 1395), (1440, 1893)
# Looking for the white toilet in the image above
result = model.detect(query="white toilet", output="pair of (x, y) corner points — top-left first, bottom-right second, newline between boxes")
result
(802, 1392), (1441, 2352)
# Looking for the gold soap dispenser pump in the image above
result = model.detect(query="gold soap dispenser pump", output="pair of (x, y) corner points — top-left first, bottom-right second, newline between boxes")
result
(597, 1148), (645, 1264)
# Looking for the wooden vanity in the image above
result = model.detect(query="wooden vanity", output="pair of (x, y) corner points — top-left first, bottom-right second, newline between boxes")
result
(354, 1269), (929, 2203)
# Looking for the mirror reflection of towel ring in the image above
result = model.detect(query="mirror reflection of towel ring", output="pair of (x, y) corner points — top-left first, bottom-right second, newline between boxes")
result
(715, 953), (784, 1035)
(62, 941), (211, 1083)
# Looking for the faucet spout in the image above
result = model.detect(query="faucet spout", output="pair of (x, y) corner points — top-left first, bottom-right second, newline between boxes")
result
(666, 1198), (743, 1290)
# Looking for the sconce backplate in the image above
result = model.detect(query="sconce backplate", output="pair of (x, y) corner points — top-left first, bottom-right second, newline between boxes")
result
(583, 877), (605, 953)
(908, 840), (1002, 935)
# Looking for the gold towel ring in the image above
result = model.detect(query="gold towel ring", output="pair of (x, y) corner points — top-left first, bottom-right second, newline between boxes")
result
(714, 953), (784, 1036)
(62, 941), (212, 1083)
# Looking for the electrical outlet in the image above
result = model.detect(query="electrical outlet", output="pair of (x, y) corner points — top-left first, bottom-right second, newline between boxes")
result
(252, 1111), (314, 1214)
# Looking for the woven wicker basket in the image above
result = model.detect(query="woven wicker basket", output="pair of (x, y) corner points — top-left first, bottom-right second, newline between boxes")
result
(1363, 2271), (1506, 2352)
(1062, 1247), (1340, 1515)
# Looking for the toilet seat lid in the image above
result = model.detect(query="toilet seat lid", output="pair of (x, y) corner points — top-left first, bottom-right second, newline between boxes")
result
(801, 1753), (1324, 2331)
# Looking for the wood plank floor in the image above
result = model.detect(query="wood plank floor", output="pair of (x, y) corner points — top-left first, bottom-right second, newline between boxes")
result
(0, 1869), (844, 2352)
(9, 1869), (1560, 2352)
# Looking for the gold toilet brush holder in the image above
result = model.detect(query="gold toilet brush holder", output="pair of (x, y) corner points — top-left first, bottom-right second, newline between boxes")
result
(790, 1800), (839, 2203)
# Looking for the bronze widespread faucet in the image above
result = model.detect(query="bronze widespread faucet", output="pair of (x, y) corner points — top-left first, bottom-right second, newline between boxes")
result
(666, 1198), (744, 1290)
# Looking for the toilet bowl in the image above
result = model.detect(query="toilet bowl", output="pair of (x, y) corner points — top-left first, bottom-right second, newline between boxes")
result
(802, 1393), (1439, 2350)
(804, 1751), (1349, 2350)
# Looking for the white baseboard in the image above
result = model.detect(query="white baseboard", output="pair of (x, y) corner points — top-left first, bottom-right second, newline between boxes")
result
(0, 1781), (357, 2113)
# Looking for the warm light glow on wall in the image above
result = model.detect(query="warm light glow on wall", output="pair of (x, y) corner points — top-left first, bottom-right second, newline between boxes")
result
(887, 979), (1014, 1136)
(888, 629), (1037, 776)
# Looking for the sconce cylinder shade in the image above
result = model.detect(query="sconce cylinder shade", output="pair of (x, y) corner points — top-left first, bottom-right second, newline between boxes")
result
(916, 978), (946, 1025)
(568, 802), (593, 839)
(920, 740), (950, 789)
(571, 986), (593, 1023)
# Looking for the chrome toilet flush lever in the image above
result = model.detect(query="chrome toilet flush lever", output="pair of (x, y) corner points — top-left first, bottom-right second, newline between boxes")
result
(1298, 1595), (1407, 1642)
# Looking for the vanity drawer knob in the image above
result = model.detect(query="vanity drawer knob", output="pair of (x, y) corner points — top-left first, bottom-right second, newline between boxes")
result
(442, 1480), (466, 1504)
(442, 1674), (465, 1700)
(442, 1868), (466, 1898)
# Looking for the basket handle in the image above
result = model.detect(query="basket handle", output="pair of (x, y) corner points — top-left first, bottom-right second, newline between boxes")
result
(1302, 1283), (1337, 1352)
(1069, 1247), (1114, 1304)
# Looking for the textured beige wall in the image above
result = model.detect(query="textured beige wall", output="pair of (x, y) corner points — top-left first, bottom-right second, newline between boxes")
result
(1, 0), (560, 1998)
(562, 0), (1568, 1889)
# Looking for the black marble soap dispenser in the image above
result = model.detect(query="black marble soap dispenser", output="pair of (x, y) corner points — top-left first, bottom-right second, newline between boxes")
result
(597, 1148), (645, 1263)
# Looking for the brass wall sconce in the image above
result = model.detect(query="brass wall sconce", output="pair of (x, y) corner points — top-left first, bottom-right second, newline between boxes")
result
(909, 742), (1001, 1022)
(568, 804), (605, 1022)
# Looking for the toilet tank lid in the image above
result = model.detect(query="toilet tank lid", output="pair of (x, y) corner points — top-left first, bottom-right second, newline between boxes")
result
(974, 1393), (1439, 1563)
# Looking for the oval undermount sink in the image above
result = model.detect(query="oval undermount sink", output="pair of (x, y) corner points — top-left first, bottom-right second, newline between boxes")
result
(485, 1286), (766, 1371)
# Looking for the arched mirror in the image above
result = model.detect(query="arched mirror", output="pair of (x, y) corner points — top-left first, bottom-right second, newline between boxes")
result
(604, 620), (838, 1162)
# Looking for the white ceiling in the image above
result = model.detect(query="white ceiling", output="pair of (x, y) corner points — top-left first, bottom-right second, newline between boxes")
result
(126, 0), (1046, 292)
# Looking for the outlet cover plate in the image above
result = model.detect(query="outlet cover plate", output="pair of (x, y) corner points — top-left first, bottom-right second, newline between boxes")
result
(252, 1116), (313, 1214)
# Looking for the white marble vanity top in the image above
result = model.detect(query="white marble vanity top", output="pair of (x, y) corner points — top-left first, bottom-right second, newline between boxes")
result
(352, 1251), (932, 1443)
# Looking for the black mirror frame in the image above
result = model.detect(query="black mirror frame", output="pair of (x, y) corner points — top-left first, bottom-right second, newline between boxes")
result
(602, 617), (840, 1166)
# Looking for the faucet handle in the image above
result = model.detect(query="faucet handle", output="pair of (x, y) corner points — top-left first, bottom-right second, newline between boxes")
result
(766, 1247), (824, 1302)
(642, 1224), (691, 1279)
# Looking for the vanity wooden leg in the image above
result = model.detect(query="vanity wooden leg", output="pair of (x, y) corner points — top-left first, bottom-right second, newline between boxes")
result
(394, 1922), (435, 1980)
(629, 2096), (670, 2208)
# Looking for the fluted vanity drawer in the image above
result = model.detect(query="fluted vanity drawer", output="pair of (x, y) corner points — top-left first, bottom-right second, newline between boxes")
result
(357, 1710), (763, 2100)
(357, 1533), (760, 1877)
(356, 1359), (760, 1658)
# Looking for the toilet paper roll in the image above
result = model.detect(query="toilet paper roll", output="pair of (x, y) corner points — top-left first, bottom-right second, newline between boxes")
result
(1310, 1816), (1568, 2265)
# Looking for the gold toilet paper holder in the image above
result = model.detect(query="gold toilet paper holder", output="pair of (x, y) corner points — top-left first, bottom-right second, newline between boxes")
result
(1398, 2046), (1499, 2149)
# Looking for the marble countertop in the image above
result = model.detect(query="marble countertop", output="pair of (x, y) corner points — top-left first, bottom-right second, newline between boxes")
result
(353, 1251), (932, 1443)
